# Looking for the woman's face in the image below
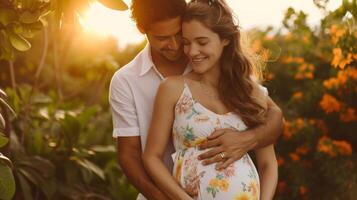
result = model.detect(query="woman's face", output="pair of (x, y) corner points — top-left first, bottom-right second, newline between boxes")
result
(182, 20), (229, 74)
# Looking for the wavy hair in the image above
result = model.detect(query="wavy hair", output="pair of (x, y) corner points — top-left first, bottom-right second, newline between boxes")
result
(131, 0), (186, 31)
(183, 0), (267, 127)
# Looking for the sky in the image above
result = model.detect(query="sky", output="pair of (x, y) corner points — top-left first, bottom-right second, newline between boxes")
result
(80, 0), (342, 49)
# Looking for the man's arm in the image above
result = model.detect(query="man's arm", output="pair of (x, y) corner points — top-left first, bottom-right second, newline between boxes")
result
(117, 136), (170, 200)
(198, 97), (284, 169)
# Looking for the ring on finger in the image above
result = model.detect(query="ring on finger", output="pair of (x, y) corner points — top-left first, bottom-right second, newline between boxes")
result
(219, 152), (226, 159)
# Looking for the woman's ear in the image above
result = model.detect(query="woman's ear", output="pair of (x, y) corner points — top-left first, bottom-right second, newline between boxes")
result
(222, 38), (230, 46)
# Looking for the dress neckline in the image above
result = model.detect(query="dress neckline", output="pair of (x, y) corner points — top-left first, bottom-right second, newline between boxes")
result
(183, 80), (233, 116)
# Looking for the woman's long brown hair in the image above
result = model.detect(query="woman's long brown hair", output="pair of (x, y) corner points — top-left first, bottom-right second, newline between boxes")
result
(183, 0), (267, 128)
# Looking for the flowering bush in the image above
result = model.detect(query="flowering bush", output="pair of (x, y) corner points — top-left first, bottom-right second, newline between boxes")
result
(252, 1), (356, 199)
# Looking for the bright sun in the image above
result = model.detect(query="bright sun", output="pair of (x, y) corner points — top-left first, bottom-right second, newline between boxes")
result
(79, 1), (144, 48)
(78, 0), (342, 49)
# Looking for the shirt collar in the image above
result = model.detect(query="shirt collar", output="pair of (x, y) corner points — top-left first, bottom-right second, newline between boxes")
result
(139, 44), (156, 76)
(139, 43), (193, 77)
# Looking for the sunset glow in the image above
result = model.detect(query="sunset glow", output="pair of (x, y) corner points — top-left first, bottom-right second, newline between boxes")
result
(79, 0), (342, 49)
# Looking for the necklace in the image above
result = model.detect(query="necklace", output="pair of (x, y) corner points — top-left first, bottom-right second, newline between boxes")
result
(199, 80), (220, 99)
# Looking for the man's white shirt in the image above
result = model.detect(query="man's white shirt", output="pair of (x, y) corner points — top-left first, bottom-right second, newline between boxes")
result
(109, 44), (191, 200)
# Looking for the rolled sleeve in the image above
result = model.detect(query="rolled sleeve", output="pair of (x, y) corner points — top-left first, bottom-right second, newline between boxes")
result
(109, 73), (140, 138)
(258, 84), (269, 96)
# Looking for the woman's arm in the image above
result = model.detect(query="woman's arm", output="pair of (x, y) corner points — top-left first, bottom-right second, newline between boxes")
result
(254, 144), (278, 200)
(142, 78), (192, 200)
(198, 94), (284, 170)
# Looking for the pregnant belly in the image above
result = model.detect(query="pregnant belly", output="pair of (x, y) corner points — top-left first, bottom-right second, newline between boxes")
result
(172, 148), (260, 199)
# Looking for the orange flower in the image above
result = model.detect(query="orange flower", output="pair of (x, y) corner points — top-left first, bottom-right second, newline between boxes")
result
(308, 119), (316, 125)
(347, 68), (357, 80)
(330, 24), (337, 34)
(234, 192), (253, 200)
(265, 72), (275, 80)
(337, 70), (348, 84)
(323, 78), (339, 89)
(251, 40), (262, 53)
(295, 63), (315, 79)
(323, 70), (349, 89)
(340, 108), (357, 123)
(281, 56), (305, 64)
(284, 32), (293, 41)
(305, 72), (314, 79)
(333, 140), (353, 156)
(331, 48), (353, 69)
(299, 186), (308, 195)
(295, 118), (305, 129)
(317, 136), (336, 157)
(277, 157), (285, 166)
(292, 92), (303, 100)
(330, 25), (346, 44)
(289, 152), (300, 161)
(302, 35), (309, 43)
(319, 94), (341, 114)
(317, 136), (352, 157)
(296, 146), (310, 155)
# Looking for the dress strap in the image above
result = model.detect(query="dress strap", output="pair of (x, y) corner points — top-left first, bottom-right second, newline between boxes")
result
(182, 77), (194, 99)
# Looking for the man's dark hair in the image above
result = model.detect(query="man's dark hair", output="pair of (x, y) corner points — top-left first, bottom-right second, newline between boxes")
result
(131, 0), (187, 31)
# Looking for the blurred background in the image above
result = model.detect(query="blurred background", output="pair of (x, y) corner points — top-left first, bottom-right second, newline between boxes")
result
(0, 0), (356, 199)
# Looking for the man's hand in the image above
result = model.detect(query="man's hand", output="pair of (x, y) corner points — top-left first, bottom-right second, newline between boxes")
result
(198, 129), (257, 170)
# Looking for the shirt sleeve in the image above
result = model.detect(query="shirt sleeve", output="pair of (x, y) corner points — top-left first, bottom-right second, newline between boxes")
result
(109, 72), (140, 137)
(258, 84), (269, 96)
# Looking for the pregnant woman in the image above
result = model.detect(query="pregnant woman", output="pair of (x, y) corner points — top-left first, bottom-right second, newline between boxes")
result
(143, 0), (278, 199)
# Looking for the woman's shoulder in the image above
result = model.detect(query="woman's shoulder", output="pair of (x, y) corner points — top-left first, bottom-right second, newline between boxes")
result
(157, 75), (185, 102)
(160, 75), (185, 89)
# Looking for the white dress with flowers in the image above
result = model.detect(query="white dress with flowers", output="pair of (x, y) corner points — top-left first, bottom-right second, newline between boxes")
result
(171, 81), (261, 200)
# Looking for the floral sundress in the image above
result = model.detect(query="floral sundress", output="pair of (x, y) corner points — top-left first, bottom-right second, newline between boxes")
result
(171, 81), (260, 200)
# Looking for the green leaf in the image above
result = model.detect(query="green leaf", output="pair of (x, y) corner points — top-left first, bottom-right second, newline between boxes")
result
(91, 145), (116, 153)
(98, 0), (128, 11)
(8, 32), (31, 51)
(24, 21), (44, 31)
(74, 158), (105, 180)
(17, 156), (54, 178)
(0, 114), (5, 130)
(0, 98), (16, 117)
(31, 93), (52, 104)
(0, 152), (13, 169)
(0, 30), (14, 60)
(17, 173), (34, 200)
(18, 168), (41, 187)
(19, 11), (39, 24)
(0, 164), (16, 200)
(0, 89), (6, 97)
(0, 9), (17, 26)
(0, 133), (9, 148)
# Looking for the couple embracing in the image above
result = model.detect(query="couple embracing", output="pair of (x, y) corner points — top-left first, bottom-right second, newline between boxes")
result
(109, 0), (283, 199)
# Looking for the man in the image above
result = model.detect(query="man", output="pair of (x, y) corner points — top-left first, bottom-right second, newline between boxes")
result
(109, 0), (283, 199)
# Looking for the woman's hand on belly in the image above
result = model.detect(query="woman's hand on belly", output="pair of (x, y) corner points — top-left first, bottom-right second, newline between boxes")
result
(197, 129), (256, 170)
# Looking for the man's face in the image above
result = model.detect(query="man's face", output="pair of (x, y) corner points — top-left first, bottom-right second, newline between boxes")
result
(146, 16), (184, 62)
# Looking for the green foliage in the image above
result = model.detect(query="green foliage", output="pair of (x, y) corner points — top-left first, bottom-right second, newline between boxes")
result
(0, 1), (50, 60)
(250, 1), (357, 199)
(0, 164), (16, 200)
(0, 0), (127, 60)
(0, 88), (16, 200)
(2, 0), (355, 199)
